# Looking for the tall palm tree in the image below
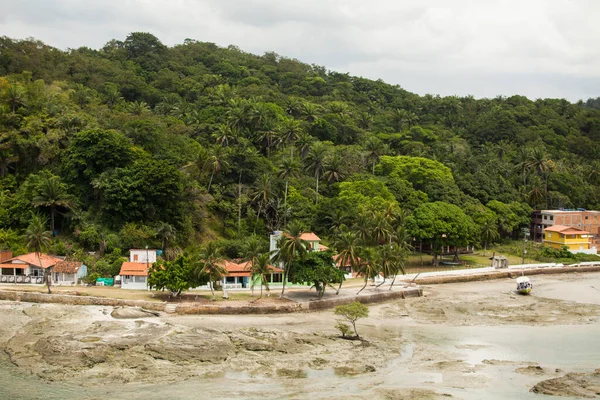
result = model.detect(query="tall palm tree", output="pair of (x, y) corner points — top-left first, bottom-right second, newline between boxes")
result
(323, 152), (345, 184)
(371, 210), (393, 245)
(480, 219), (499, 256)
(376, 244), (404, 288)
(277, 158), (300, 226)
(206, 146), (230, 193)
(355, 247), (379, 295)
(528, 148), (553, 208)
(249, 253), (273, 299)
(272, 221), (308, 298)
(296, 133), (314, 159)
(196, 242), (226, 301)
(24, 215), (52, 294)
(332, 231), (361, 273)
(32, 173), (73, 233)
(305, 142), (328, 204)
(277, 119), (303, 159)
(364, 137), (385, 175)
(251, 174), (273, 231)
(326, 209), (350, 234)
(213, 124), (237, 147)
(513, 147), (531, 189)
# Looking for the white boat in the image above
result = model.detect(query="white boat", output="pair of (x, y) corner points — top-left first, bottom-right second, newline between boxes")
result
(516, 276), (532, 295)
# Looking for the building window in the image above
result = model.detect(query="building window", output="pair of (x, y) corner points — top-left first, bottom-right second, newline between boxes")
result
(550, 216), (554, 220)
(586, 216), (589, 220)
(225, 277), (235, 283)
(543, 216), (547, 220)
(271, 273), (282, 283)
(547, 233), (552, 238)
(133, 254), (138, 261)
(134, 276), (146, 283)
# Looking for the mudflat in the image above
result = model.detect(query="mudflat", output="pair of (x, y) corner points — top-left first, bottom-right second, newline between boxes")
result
(1, 272), (600, 399)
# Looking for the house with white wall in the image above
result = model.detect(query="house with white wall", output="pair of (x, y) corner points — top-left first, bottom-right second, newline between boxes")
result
(0, 252), (62, 284)
(119, 262), (150, 290)
(129, 248), (157, 264)
(52, 261), (87, 285)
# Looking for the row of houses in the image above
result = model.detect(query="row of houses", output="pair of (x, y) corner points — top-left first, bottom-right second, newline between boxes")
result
(0, 231), (351, 290)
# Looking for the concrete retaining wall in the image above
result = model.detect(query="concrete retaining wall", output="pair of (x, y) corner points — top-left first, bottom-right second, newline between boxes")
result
(413, 265), (600, 285)
(307, 287), (422, 311)
(0, 290), (166, 311)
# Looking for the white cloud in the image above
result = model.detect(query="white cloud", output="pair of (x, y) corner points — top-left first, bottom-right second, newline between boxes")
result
(1, 0), (599, 100)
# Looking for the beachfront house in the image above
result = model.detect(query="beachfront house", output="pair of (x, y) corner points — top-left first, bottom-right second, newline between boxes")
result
(0, 252), (62, 284)
(119, 262), (150, 290)
(531, 209), (600, 245)
(51, 261), (87, 285)
(542, 225), (597, 254)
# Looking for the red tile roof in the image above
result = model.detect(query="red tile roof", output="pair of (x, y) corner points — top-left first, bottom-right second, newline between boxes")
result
(53, 261), (82, 274)
(237, 260), (283, 274)
(299, 232), (321, 242)
(318, 244), (329, 252)
(544, 225), (591, 235)
(5, 253), (62, 269)
(119, 262), (149, 276)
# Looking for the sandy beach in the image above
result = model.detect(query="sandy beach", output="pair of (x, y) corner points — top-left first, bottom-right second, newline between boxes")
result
(1, 273), (600, 399)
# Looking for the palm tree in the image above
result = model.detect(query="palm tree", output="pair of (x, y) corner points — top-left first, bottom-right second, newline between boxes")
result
(3, 84), (27, 112)
(251, 174), (273, 231)
(272, 221), (308, 298)
(355, 247), (379, 295)
(305, 142), (328, 204)
(513, 147), (531, 189)
(296, 133), (314, 159)
(376, 244), (404, 288)
(156, 222), (176, 256)
(249, 253), (273, 299)
(277, 119), (303, 159)
(126, 101), (150, 116)
(277, 158), (300, 226)
(480, 219), (499, 256)
(370, 210), (393, 245)
(24, 215), (52, 294)
(300, 102), (321, 123)
(326, 209), (350, 234)
(206, 146), (230, 193)
(528, 148), (554, 208)
(323, 153), (345, 184)
(213, 124), (237, 147)
(332, 231), (361, 273)
(364, 137), (385, 175)
(32, 173), (73, 233)
(196, 242), (226, 300)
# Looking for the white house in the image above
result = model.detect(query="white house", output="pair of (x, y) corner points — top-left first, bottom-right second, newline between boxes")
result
(119, 262), (149, 290)
(129, 248), (157, 264)
(52, 261), (87, 286)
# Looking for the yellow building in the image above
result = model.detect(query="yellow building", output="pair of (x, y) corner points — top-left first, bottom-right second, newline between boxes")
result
(543, 225), (596, 254)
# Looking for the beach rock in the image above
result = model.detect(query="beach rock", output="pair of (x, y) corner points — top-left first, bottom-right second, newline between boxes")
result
(111, 307), (159, 319)
(531, 371), (600, 398)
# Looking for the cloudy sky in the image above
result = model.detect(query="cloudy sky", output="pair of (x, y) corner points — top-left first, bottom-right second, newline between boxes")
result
(2, 0), (599, 101)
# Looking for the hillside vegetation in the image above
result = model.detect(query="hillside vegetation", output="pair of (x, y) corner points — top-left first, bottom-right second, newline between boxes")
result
(1, 33), (600, 275)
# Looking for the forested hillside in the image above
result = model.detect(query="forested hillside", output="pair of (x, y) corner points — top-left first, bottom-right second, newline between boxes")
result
(1, 32), (600, 273)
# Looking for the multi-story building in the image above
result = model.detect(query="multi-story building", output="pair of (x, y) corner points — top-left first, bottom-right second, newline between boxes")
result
(531, 209), (600, 245)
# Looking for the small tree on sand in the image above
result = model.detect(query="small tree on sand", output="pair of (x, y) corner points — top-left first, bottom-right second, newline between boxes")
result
(334, 302), (369, 339)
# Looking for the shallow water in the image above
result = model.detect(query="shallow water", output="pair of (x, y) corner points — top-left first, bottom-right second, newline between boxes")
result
(1, 322), (599, 399)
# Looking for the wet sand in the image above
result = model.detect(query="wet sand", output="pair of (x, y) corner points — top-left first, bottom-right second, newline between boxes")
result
(1, 273), (600, 399)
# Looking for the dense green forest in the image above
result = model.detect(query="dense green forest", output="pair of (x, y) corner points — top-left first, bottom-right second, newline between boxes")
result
(1, 32), (600, 276)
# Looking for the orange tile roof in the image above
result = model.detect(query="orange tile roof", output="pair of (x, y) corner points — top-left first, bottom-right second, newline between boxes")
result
(5, 253), (62, 269)
(119, 262), (149, 276)
(237, 260), (283, 274)
(299, 232), (321, 242)
(544, 225), (591, 235)
(53, 261), (83, 274)
(318, 244), (329, 252)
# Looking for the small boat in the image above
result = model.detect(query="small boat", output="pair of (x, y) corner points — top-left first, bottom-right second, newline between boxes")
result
(516, 276), (532, 295)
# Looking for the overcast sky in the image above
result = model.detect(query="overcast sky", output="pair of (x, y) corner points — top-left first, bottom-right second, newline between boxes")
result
(2, 0), (599, 101)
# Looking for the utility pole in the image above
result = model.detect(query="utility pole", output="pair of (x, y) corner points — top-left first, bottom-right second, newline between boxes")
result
(522, 228), (530, 264)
